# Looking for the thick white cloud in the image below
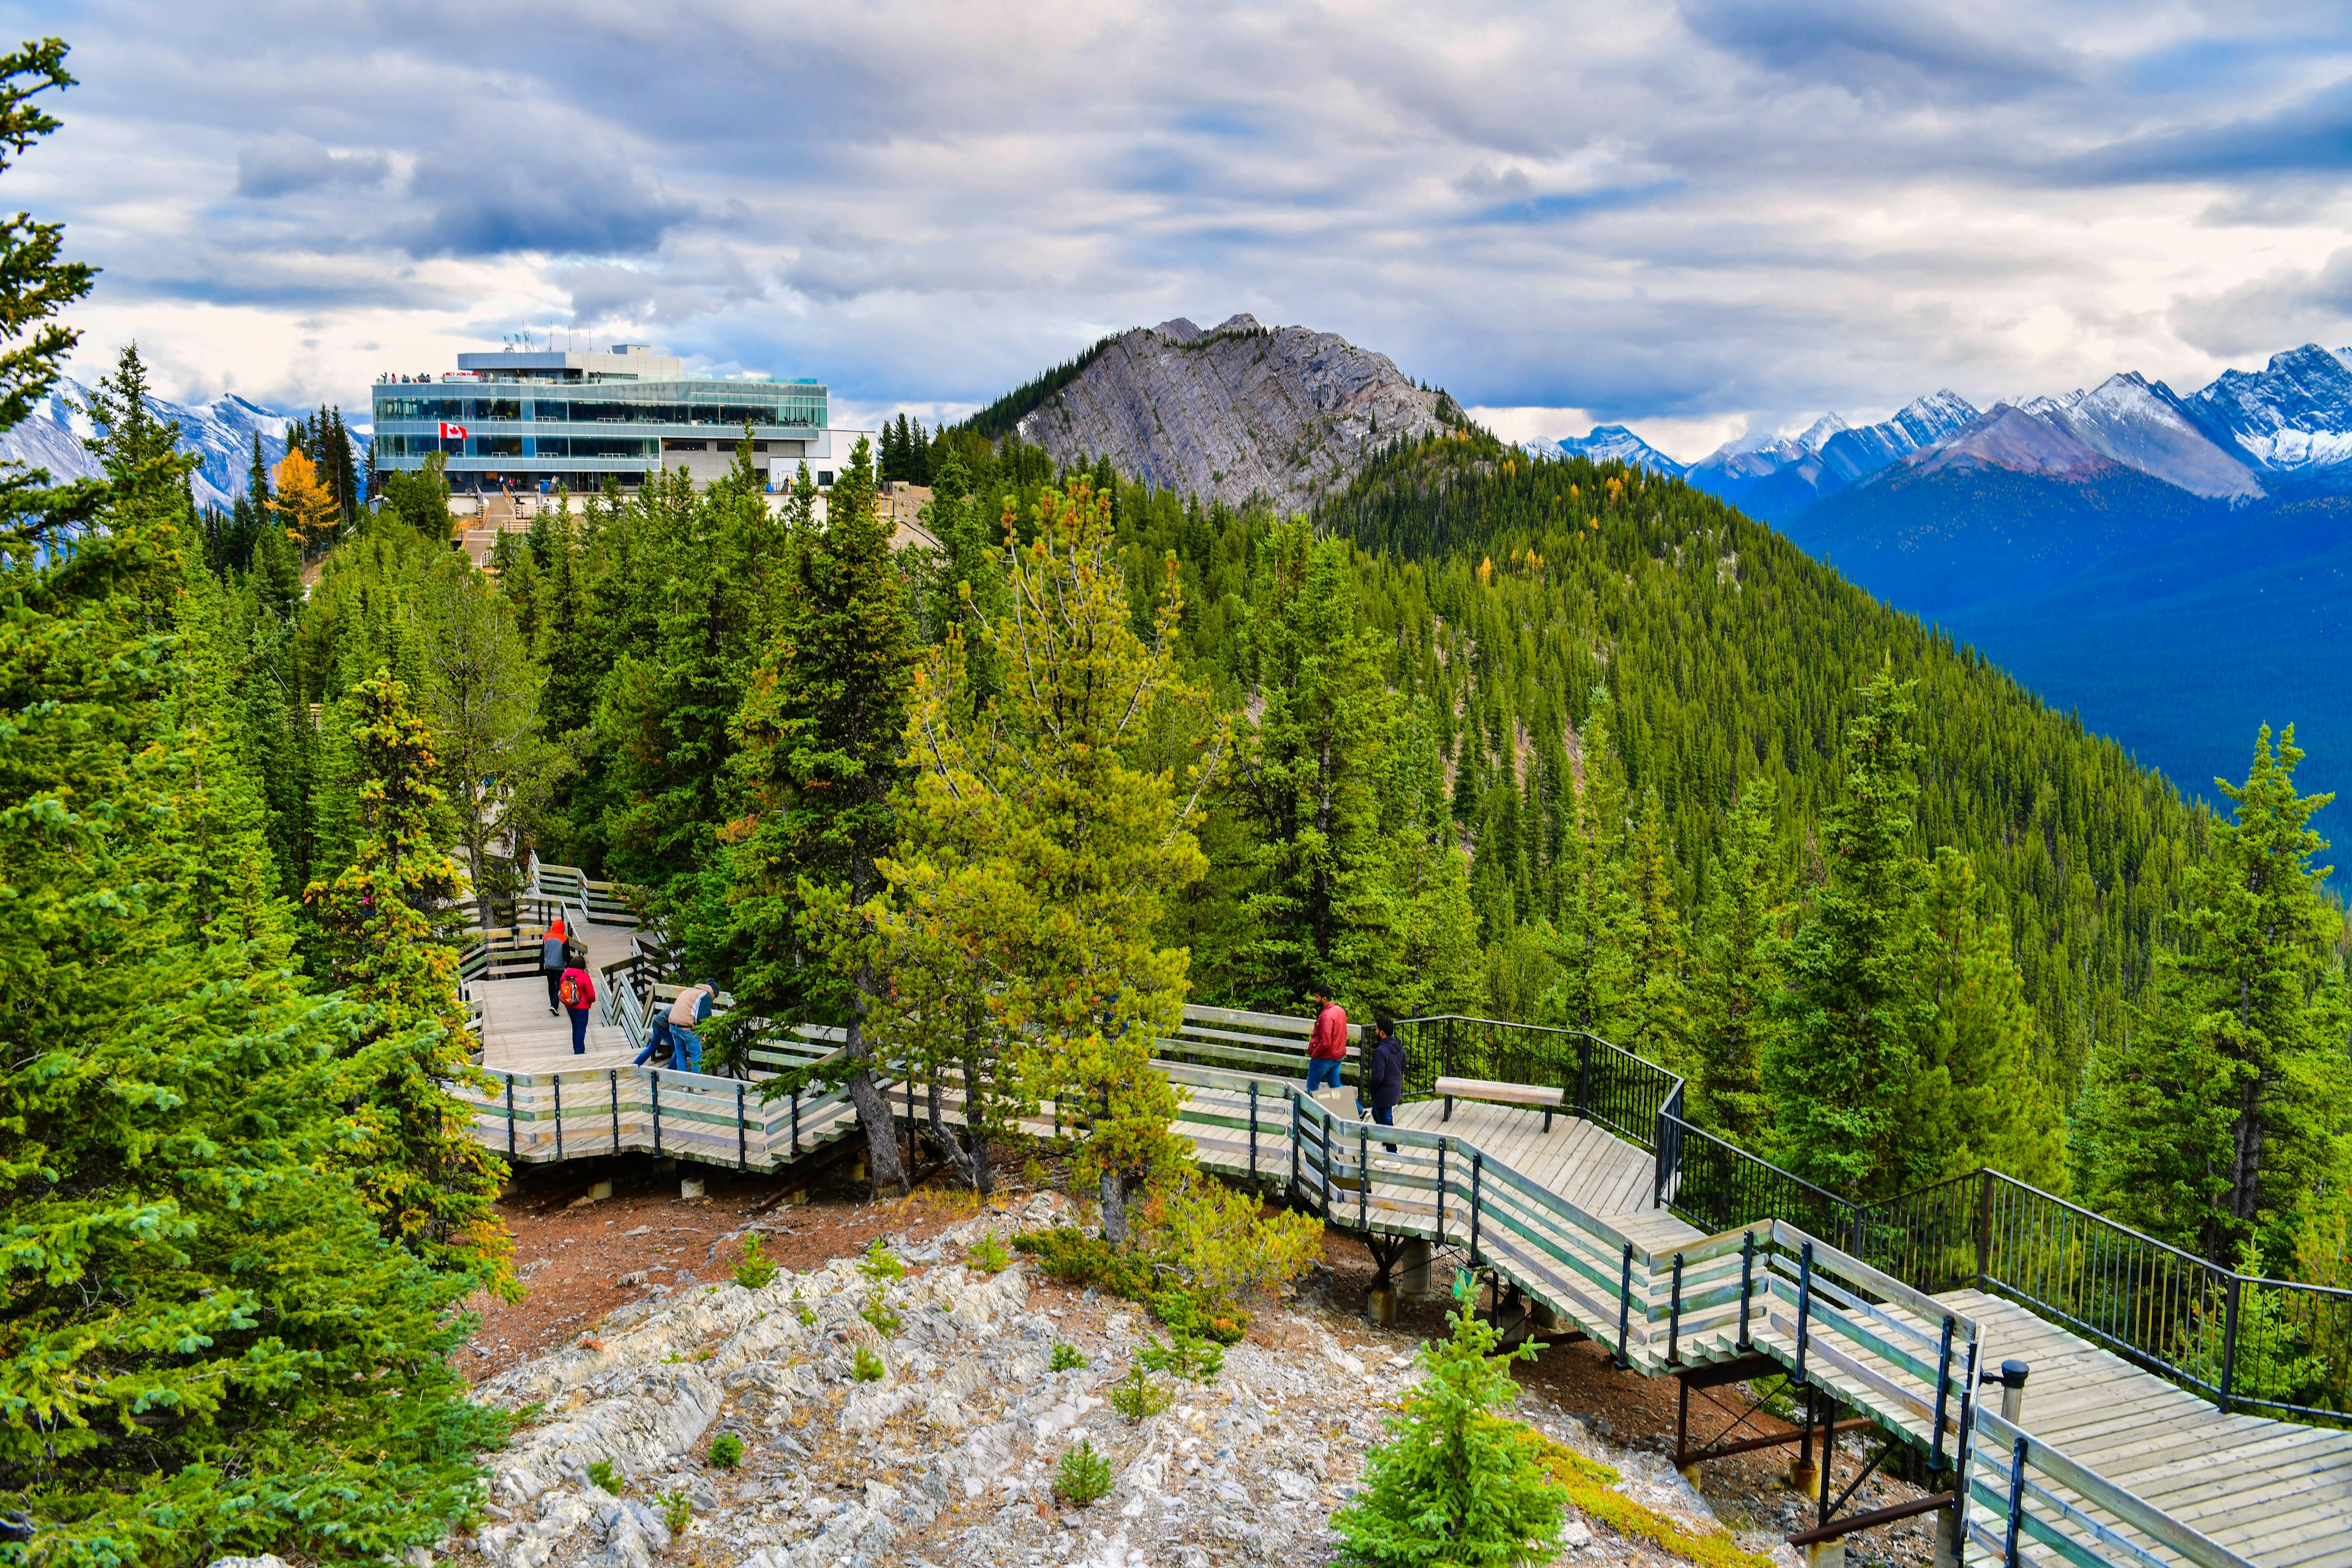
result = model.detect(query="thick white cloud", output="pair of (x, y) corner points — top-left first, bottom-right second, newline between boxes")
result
(9, 0), (2352, 451)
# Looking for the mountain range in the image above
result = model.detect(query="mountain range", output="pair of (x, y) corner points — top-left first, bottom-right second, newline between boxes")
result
(1539, 344), (2352, 816)
(0, 377), (361, 511)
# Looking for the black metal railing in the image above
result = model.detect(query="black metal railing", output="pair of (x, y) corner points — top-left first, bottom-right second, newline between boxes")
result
(1398, 1015), (1681, 1151)
(1660, 1112), (1858, 1243)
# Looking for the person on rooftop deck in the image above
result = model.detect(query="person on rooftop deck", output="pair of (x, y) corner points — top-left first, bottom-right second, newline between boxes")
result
(1306, 982), (1348, 1097)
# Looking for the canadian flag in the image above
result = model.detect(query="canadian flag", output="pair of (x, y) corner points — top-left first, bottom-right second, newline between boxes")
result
(439, 421), (469, 440)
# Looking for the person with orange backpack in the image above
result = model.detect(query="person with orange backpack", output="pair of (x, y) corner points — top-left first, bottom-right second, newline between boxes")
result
(560, 961), (597, 1054)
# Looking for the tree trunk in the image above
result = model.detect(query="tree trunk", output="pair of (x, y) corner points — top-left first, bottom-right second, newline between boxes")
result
(924, 1077), (979, 1189)
(962, 1050), (994, 1199)
(846, 960), (908, 1197)
(1099, 1167), (1130, 1245)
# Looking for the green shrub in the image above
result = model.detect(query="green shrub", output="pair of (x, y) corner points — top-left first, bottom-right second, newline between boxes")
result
(1012, 1227), (1157, 1298)
(1106, 1365), (1173, 1422)
(659, 1488), (694, 1533)
(1139, 1328), (1223, 1384)
(733, 1234), (779, 1289)
(587, 1458), (624, 1494)
(1134, 1172), (1323, 1307)
(967, 1233), (1012, 1272)
(858, 1237), (907, 1283)
(1054, 1436), (1115, 1507)
(1329, 1293), (1565, 1568)
(796, 1303), (818, 1327)
(1050, 1342), (1088, 1372)
(859, 1287), (901, 1338)
(851, 1346), (886, 1382)
(706, 1431), (744, 1469)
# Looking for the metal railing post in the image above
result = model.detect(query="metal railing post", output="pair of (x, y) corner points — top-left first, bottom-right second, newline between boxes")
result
(609, 1070), (620, 1155)
(737, 1083), (748, 1172)
(1290, 1088), (1302, 1199)
(1469, 1152), (1483, 1267)
(2002, 1435), (2030, 1568)
(1576, 1035), (1591, 1118)
(1320, 1110), (1333, 1217)
(1795, 1240), (1815, 1385)
(552, 1074), (563, 1161)
(1359, 1123), (1370, 1231)
(1738, 1230), (1755, 1351)
(652, 1071), (662, 1156)
(2218, 1272), (2242, 1414)
(1248, 1081), (1259, 1182)
(505, 1077), (516, 1159)
(1931, 1316), (1955, 1472)
(1667, 1253), (1684, 1365)
(790, 1087), (801, 1156)
(1614, 1241), (1634, 1368)
(1436, 1139), (1447, 1243)
(1976, 1169), (1994, 1292)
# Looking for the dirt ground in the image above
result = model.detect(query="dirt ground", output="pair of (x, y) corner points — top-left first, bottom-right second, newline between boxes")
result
(467, 1151), (1935, 1567)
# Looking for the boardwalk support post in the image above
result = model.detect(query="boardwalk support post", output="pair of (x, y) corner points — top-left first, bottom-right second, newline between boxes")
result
(1615, 1241), (1634, 1368)
(1738, 1231), (1756, 1351)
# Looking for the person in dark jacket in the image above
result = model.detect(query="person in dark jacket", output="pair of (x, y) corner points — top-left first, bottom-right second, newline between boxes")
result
(1363, 1014), (1404, 1152)
(541, 916), (570, 1016)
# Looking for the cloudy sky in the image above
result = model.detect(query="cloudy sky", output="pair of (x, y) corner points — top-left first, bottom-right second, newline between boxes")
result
(12, 0), (2352, 460)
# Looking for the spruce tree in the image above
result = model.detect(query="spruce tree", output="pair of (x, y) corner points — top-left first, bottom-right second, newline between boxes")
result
(1540, 691), (1635, 1042)
(2079, 726), (2348, 1259)
(1621, 787), (1692, 1069)
(716, 434), (916, 1190)
(304, 669), (513, 1278)
(1766, 668), (1936, 1197)
(1690, 777), (1782, 1144)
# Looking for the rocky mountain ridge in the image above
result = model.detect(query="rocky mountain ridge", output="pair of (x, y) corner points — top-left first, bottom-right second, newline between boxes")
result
(1012, 315), (1449, 511)
(0, 376), (362, 511)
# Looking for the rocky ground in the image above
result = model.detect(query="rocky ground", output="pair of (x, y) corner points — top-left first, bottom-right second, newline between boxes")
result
(445, 1166), (1939, 1568)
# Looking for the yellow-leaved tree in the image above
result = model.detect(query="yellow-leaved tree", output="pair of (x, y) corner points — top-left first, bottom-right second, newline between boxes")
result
(268, 445), (339, 552)
(867, 479), (1226, 1240)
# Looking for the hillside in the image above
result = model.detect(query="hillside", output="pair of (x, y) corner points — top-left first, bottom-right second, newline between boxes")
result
(1008, 314), (1450, 510)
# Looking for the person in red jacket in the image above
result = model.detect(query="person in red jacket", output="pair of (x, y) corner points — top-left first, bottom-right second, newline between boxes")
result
(559, 962), (597, 1054)
(1306, 981), (1348, 1096)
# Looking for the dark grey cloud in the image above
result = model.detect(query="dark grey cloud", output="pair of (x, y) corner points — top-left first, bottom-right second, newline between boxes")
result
(403, 154), (695, 259)
(2070, 74), (2352, 183)
(236, 135), (387, 198)
(1686, 0), (2078, 100)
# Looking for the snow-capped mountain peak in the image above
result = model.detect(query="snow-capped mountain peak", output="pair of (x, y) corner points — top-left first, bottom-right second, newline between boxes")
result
(1546, 424), (1687, 478)
(0, 377), (356, 511)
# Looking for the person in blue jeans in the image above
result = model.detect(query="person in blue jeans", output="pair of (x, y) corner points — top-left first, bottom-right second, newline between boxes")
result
(1305, 982), (1348, 1096)
(665, 979), (718, 1074)
(1362, 1014), (1404, 1153)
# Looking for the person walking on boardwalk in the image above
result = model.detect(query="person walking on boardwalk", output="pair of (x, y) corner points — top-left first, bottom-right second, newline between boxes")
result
(1363, 1014), (1404, 1153)
(560, 959), (597, 1054)
(541, 915), (570, 1016)
(1306, 982), (1349, 1097)
(666, 979), (718, 1074)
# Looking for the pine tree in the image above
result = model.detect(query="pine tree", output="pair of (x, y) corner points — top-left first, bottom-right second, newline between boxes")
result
(2079, 726), (2349, 1259)
(1620, 787), (1691, 1069)
(1540, 692), (1635, 1042)
(1689, 777), (1782, 1144)
(714, 435), (917, 1191)
(1766, 668), (1936, 1197)
(878, 478), (1223, 1241)
(303, 669), (513, 1278)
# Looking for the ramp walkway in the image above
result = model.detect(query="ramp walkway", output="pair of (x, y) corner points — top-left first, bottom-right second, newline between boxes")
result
(445, 899), (2351, 1568)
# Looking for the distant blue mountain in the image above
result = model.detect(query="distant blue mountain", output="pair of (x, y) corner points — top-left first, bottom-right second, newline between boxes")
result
(1543, 424), (1686, 477)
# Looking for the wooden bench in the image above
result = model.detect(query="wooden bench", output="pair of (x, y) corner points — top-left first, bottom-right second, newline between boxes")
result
(1436, 1076), (1567, 1133)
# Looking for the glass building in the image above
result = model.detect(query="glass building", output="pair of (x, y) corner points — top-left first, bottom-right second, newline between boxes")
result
(371, 344), (843, 495)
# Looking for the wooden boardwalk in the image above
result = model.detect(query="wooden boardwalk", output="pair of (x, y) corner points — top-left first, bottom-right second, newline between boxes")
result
(448, 967), (2348, 1568)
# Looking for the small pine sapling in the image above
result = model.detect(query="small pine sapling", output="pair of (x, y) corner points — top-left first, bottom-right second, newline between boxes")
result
(967, 1232), (1012, 1272)
(796, 1302), (818, 1327)
(706, 1431), (745, 1469)
(859, 1287), (901, 1337)
(1054, 1436), (1115, 1507)
(587, 1459), (624, 1494)
(1329, 1290), (1566, 1568)
(1139, 1295), (1223, 1382)
(1107, 1365), (1174, 1422)
(660, 1488), (694, 1533)
(1050, 1342), (1088, 1372)
(851, 1346), (886, 1382)
(733, 1234), (779, 1289)
(858, 1237), (907, 1283)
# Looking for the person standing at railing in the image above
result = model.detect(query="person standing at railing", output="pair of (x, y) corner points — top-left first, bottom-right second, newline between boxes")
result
(559, 960), (597, 1054)
(666, 979), (717, 1074)
(541, 916), (570, 1016)
(1306, 982), (1349, 1097)
(1363, 1014), (1403, 1153)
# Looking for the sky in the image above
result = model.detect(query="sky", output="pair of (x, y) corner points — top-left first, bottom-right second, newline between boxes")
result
(13, 0), (2352, 461)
